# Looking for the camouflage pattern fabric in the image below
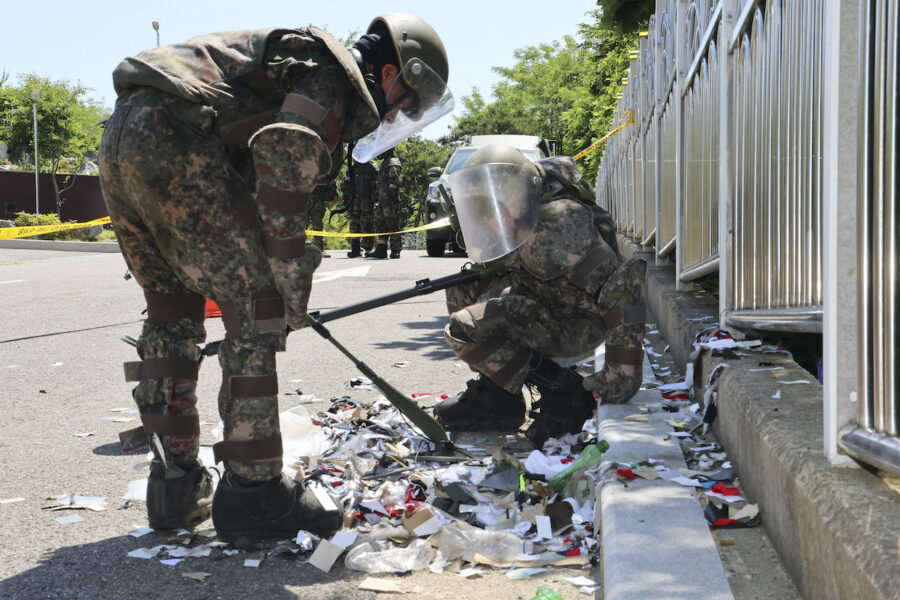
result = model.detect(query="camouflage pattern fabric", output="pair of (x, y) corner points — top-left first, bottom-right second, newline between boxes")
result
(346, 161), (377, 250)
(308, 182), (337, 251)
(374, 157), (403, 251)
(100, 27), (378, 480)
(444, 158), (645, 404)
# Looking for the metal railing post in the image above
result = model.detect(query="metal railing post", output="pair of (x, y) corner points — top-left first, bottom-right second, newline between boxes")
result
(720, 0), (736, 331)
(675, 0), (688, 290)
(823, 0), (861, 465)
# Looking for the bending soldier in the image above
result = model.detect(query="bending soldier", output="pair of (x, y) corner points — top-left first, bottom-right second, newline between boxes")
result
(367, 151), (403, 259)
(99, 14), (452, 539)
(308, 182), (338, 257)
(344, 159), (378, 257)
(433, 145), (646, 447)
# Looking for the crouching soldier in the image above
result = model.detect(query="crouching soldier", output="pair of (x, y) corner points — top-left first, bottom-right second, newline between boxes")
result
(433, 145), (646, 447)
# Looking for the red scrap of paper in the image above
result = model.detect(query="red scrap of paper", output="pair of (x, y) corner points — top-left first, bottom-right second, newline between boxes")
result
(410, 392), (435, 398)
(711, 482), (740, 496)
(616, 468), (637, 480)
(661, 391), (690, 400)
(714, 518), (739, 527)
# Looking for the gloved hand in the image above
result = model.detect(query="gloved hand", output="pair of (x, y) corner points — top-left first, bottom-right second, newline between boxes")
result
(582, 361), (641, 404)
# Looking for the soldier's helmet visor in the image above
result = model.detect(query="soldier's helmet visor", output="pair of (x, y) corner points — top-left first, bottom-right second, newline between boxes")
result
(447, 163), (542, 263)
(353, 58), (454, 163)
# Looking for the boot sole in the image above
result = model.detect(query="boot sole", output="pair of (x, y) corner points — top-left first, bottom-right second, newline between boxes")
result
(148, 504), (211, 530)
(437, 416), (526, 433)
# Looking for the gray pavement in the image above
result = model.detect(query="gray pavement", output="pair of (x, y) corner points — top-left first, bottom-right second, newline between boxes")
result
(0, 243), (804, 600)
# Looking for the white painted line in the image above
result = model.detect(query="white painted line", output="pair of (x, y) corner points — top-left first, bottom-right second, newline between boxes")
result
(312, 265), (370, 284)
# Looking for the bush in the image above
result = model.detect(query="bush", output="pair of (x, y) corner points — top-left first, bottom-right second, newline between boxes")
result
(13, 212), (98, 241)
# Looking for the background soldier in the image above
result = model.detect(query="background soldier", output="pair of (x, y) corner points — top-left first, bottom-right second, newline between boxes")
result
(99, 14), (451, 539)
(433, 145), (646, 447)
(308, 182), (338, 257)
(368, 150), (403, 259)
(344, 159), (377, 257)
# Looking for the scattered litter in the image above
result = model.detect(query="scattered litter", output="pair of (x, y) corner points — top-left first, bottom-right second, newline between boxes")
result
(129, 526), (153, 538)
(182, 572), (212, 582)
(720, 539), (737, 546)
(128, 547), (161, 559)
(45, 494), (107, 512)
(0, 497), (25, 505)
(458, 567), (484, 578)
(55, 514), (83, 525)
(771, 390), (782, 399)
(392, 361), (411, 368)
(52, 362), (64, 367)
(104, 416), (135, 423)
(160, 558), (184, 566)
(625, 414), (648, 422)
(110, 408), (139, 414)
(73, 432), (94, 438)
(776, 379), (811, 385)
(506, 568), (548, 580)
(564, 576), (598, 587)
(243, 558), (261, 568)
(358, 577), (408, 593)
(530, 586), (565, 600)
(344, 377), (374, 390)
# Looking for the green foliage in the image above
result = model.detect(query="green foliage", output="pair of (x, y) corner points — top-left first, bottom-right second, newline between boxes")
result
(0, 74), (110, 212)
(441, 9), (636, 185)
(12, 211), (98, 240)
(595, 0), (656, 34)
(394, 136), (453, 226)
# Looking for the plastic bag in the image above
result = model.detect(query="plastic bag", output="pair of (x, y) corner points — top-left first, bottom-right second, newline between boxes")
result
(437, 526), (533, 562)
(344, 539), (435, 573)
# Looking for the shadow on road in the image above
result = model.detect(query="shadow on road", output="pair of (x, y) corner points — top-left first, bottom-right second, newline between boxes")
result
(372, 316), (456, 361)
(0, 533), (374, 600)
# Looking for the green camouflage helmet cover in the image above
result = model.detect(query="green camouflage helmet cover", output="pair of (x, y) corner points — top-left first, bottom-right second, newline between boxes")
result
(368, 13), (449, 87)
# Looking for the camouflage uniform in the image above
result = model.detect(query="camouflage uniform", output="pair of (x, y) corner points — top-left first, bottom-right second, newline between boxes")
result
(99, 28), (379, 481)
(345, 161), (377, 251)
(444, 156), (646, 403)
(308, 182), (337, 252)
(374, 156), (403, 252)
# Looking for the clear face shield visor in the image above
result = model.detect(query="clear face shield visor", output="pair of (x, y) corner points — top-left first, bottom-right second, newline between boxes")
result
(447, 163), (542, 263)
(352, 58), (454, 163)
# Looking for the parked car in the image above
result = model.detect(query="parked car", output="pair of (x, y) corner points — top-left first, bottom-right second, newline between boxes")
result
(424, 135), (555, 257)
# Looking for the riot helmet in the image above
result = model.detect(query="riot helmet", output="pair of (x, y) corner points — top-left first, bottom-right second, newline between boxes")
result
(351, 14), (454, 162)
(447, 145), (543, 263)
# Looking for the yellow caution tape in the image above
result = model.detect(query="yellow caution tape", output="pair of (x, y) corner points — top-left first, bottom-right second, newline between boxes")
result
(308, 217), (451, 238)
(0, 217), (112, 241)
(573, 109), (635, 161)
(0, 215), (452, 242)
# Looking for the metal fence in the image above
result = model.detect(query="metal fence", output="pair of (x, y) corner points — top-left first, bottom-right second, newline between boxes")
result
(595, 0), (899, 473)
(839, 0), (900, 473)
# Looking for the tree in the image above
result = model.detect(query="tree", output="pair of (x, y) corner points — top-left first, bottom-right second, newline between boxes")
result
(595, 0), (656, 34)
(0, 74), (110, 214)
(394, 135), (453, 225)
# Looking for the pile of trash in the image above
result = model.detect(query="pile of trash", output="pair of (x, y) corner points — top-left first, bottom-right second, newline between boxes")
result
(123, 389), (605, 589)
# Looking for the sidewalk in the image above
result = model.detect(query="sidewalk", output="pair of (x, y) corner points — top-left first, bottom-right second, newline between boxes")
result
(0, 238), (121, 252)
(616, 236), (900, 600)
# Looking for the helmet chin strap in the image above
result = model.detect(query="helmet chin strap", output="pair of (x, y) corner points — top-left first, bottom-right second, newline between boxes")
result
(351, 47), (388, 119)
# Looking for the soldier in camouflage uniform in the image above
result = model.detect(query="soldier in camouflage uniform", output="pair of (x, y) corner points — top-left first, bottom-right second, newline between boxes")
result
(308, 182), (338, 257)
(344, 159), (377, 257)
(367, 151), (403, 258)
(98, 15), (451, 539)
(434, 145), (646, 447)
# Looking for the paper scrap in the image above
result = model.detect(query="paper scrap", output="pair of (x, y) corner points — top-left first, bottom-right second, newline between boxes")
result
(55, 514), (83, 525)
(506, 568), (547, 579)
(776, 380), (811, 385)
(73, 432), (94, 438)
(309, 483), (339, 513)
(331, 530), (358, 549)
(458, 567), (484, 578)
(358, 577), (407, 593)
(182, 572), (212, 582)
(244, 559), (261, 568)
(706, 491), (746, 503)
(129, 526), (153, 538)
(0, 497), (25, 504)
(565, 576), (598, 587)
(308, 539), (345, 572)
(167, 545), (212, 558)
(128, 547), (160, 559)
(731, 504), (759, 520)
(535, 515), (553, 540)
(160, 558), (184, 566)
(632, 468), (660, 480)
(771, 390), (782, 399)
(625, 414), (649, 422)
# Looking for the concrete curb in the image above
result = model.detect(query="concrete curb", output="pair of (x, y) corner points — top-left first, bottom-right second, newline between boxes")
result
(595, 390), (734, 600)
(0, 239), (121, 253)
(619, 235), (900, 600)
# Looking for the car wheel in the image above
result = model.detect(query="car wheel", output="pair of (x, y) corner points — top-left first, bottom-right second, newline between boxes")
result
(426, 238), (446, 257)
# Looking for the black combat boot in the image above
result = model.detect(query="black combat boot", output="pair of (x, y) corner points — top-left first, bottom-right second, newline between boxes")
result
(366, 243), (388, 259)
(434, 376), (526, 431)
(524, 357), (596, 447)
(146, 459), (214, 530)
(389, 249), (401, 259)
(212, 471), (343, 542)
(347, 239), (361, 258)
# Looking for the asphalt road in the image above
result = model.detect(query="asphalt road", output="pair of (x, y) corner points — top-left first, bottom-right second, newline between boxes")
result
(0, 248), (597, 600)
